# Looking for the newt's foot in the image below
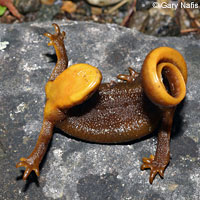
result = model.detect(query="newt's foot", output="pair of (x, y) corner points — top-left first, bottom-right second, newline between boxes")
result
(141, 155), (168, 184)
(117, 67), (139, 82)
(16, 157), (39, 180)
(44, 23), (66, 46)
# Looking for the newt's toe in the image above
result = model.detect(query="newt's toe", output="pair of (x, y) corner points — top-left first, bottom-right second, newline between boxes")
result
(141, 155), (167, 184)
(117, 67), (139, 82)
(16, 158), (39, 180)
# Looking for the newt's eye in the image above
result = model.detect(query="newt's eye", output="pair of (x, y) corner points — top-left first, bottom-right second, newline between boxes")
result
(45, 63), (102, 109)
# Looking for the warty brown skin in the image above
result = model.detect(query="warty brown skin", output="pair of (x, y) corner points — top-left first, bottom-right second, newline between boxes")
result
(56, 78), (161, 143)
(16, 24), (187, 184)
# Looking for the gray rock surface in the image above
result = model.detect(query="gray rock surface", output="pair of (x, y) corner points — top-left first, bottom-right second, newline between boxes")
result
(0, 21), (199, 200)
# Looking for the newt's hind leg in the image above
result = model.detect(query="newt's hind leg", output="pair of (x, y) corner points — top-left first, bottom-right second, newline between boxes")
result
(117, 67), (139, 82)
(141, 108), (175, 184)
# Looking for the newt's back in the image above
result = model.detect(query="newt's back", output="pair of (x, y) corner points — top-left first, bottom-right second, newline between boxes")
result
(56, 77), (161, 143)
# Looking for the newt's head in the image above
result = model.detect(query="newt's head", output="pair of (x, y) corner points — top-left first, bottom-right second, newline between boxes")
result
(45, 63), (102, 111)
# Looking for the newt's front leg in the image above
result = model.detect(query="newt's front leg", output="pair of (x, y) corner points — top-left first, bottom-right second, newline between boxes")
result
(16, 121), (53, 179)
(141, 108), (175, 184)
(44, 23), (68, 81)
(16, 24), (68, 180)
(16, 106), (65, 180)
(16, 24), (102, 180)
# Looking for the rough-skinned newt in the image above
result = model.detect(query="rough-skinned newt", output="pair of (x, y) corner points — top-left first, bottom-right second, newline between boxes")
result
(16, 23), (187, 184)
